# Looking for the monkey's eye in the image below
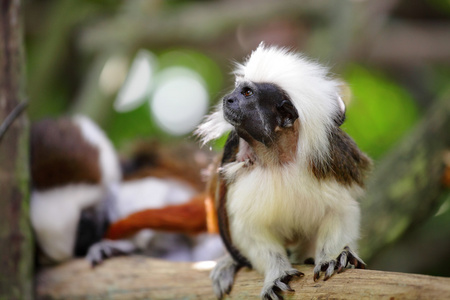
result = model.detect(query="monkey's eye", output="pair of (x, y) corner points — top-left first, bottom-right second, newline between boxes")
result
(241, 88), (253, 98)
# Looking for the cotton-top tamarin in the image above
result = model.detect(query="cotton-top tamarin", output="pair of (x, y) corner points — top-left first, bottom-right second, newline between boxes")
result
(30, 115), (122, 263)
(196, 44), (371, 299)
(30, 116), (223, 265)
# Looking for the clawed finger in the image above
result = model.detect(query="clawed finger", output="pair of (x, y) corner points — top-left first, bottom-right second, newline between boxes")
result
(314, 246), (366, 281)
(336, 250), (347, 273)
(323, 260), (336, 281)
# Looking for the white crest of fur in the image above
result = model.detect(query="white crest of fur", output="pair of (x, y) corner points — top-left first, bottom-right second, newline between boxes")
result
(234, 44), (342, 162)
(195, 104), (233, 145)
(197, 44), (344, 163)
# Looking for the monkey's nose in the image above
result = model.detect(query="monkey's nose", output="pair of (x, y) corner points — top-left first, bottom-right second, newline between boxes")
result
(224, 97), (239, 110)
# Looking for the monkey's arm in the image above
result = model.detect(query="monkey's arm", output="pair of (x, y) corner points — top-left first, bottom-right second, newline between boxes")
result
(210, 131), (260, 299)
(214, 131), (253, 267)
(104, 194), (207, 240)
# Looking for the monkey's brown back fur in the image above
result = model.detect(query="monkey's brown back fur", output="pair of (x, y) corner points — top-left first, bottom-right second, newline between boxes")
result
(310, 126), (372, 187)
(31, 118), (101, 190)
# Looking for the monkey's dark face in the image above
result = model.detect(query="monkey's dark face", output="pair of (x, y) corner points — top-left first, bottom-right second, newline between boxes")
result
(223, 82), (299, 146)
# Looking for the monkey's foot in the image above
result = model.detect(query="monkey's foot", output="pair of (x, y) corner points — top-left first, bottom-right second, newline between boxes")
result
(210, 254), (241, 299)
(261, 268), (304, 300)
(313, 246), (365, 281)
(86, 239), (136, 267)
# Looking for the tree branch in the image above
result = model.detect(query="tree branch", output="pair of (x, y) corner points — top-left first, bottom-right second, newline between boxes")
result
(0, 100), (27, 142)
(36, 256), (450, 299)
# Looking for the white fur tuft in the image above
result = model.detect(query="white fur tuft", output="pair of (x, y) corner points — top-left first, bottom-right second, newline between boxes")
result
(198, 44), (344, 163)
(194, 104), (233, 145)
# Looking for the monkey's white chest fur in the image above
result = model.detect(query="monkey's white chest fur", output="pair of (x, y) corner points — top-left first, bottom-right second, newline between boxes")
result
(224, 161), (362, 271)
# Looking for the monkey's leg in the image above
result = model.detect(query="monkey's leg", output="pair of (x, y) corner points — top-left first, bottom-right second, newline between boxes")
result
(259, 252), (303, 300)
(210, 253), (241, 299)
(313, 203), (365, 281)
(234, 231), (303, 300)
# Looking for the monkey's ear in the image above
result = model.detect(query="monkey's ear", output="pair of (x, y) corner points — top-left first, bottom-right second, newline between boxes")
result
(335, 80), (351, 126)
(334, 94), (346, 126)
(277, 99), (299, 128)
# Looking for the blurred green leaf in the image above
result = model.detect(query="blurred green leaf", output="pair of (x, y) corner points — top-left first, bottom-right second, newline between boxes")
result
(342, 65), (420, 159)
(106, 103), (164, 148)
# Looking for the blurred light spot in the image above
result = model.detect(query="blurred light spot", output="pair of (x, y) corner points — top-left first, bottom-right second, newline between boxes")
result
(191, 260), (217, 271)
(114, 49), (158, 112)
(150, 67), (209, 135)
(99, 55), (128, 96)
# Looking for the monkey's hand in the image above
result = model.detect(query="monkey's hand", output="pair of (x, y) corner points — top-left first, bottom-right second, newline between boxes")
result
(261, 268), (303, 300)
(86, 239), (136, 267)
(313, 246), (365, 281)
(211, 254), (241, 299)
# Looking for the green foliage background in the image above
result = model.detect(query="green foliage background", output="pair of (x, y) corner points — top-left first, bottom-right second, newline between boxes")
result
(22, 0), (450, 278)
(343, 65), (420, 159)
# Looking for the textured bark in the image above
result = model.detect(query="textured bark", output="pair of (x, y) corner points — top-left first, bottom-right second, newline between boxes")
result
(0, 0), (33, 299)
(36, 256), (450, 300)
(360, 97), (450, 262)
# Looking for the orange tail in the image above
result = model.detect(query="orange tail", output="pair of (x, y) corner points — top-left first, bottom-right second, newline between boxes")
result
(105, 194), (208, 240)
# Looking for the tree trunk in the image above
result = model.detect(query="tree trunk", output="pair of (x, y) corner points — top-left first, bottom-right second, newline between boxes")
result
(360, 96), (450, 263)
(0, 0), (33, 299)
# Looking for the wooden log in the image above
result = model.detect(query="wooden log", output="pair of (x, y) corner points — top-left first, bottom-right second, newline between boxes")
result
(36, 256), (450, 300)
